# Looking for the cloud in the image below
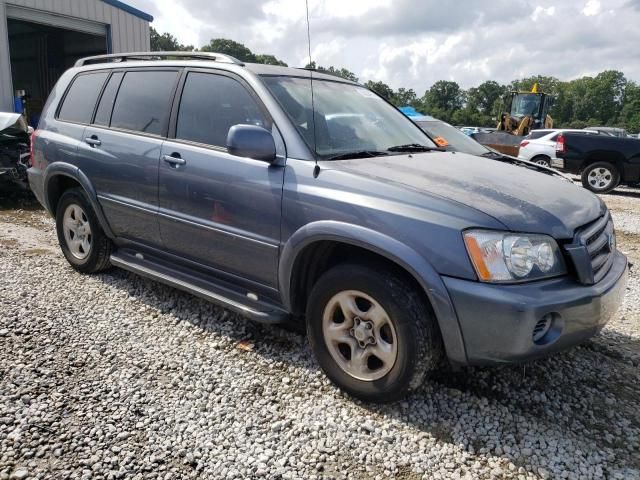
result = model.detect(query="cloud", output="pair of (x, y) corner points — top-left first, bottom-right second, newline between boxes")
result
(127, 0), (640, 92)
(582, 0), (602, 16)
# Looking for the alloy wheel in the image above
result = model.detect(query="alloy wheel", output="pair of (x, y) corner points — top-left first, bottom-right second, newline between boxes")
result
(588, 167), (613, 190)
(322, 290), (398, 381)
(62, 204), (92, 260)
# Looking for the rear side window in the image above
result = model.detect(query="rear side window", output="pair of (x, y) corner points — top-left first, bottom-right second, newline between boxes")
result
(58, 72), (109, 124)
(526, 131), (549, 140)
(176, 72), (268, 147)
(94, 72), (124, 126)
(110, 70), (178, 136)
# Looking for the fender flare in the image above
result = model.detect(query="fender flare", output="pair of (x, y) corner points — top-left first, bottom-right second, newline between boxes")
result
(279, 221), (468, 365)
(43, 162), (116, 239)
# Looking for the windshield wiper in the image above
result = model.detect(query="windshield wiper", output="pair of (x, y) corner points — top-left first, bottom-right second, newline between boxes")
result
(386, 143), (445, 153)
(325, 150), (389, 160)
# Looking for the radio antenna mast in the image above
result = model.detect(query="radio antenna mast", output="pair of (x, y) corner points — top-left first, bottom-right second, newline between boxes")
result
(305, 0), (320, 177)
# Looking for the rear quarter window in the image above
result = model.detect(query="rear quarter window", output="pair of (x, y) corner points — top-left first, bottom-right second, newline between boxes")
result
(526, 131), (550, 140)
(58, 72), (109, 124)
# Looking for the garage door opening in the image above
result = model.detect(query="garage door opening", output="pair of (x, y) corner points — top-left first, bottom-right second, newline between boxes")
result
(8, 18), (108, 126)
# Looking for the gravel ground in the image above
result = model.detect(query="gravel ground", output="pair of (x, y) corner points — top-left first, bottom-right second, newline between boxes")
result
(0, 184), (639, 480)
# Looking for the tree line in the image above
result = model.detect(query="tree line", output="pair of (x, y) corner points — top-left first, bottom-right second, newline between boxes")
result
(150, 28), (640, 133)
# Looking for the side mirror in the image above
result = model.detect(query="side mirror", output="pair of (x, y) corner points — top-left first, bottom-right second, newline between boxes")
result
(226, 124), (276, 162)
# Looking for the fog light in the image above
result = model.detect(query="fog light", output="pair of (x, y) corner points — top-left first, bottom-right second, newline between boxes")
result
(532, 314), (553, 343)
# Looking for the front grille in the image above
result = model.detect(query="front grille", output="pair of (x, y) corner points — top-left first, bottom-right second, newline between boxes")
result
(567, 211), (615, 284)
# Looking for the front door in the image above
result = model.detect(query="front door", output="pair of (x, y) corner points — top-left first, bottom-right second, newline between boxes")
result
(158, 70), (284, 288)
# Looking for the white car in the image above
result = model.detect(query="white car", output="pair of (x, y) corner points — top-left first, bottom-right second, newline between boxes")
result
(517, 129), (599, 166)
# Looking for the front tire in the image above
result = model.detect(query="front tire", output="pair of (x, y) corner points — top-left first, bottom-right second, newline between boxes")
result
(56, 188), (113, 273)
(581, 162), (620, 193)
(306, 263), (443, 402)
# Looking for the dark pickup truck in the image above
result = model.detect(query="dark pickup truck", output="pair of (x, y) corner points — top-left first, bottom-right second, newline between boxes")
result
(553, 132), (640, 193)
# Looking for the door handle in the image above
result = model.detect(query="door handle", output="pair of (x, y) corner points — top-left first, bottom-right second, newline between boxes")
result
(162, 154), (186, 166)
(85, 136), (101, 147)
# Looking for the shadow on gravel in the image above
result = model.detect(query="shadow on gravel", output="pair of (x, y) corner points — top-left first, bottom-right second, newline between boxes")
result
(0, 182), (40, 211)
(98, 266), (640, 477)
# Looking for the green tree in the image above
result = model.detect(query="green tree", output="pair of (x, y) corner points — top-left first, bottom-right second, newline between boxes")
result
(589, 70), (627, 123)
(620, 81), (640, 133)
(391, 88), (418, 107)
(201, 38), (256, 62)
(424, 81), (464, 111)
(364, 80), (394, 100)
(304, 62), (359, 82)
(467, 81), (507, 116)
(254, 54), (287, 66)
(149, 27), (193, 51)
(508, 75), (561, 96)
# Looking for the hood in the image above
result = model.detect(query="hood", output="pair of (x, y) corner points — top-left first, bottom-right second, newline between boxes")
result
(328, 152), (604, 239)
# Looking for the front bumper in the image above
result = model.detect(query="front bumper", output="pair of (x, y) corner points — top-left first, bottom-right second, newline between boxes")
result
(443, 251), (628, 365)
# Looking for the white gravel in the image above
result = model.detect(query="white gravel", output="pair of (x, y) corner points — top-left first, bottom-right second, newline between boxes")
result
(1, 187), (639, 480)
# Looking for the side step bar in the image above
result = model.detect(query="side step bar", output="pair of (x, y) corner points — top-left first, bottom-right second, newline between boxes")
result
(110, 251), (288, 324)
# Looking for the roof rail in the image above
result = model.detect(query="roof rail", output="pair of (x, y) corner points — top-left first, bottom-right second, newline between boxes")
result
(74, 51), (245, 67)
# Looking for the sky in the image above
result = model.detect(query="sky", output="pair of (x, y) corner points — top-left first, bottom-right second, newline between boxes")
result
(127, 0), (640, 93)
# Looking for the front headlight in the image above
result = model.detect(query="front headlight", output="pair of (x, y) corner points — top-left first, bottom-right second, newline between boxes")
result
(463, 230), (566, 282)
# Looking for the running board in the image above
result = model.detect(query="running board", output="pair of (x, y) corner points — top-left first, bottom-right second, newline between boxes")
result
(110, 251), (288, 324)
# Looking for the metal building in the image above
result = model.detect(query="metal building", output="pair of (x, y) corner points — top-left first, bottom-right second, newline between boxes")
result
(0, 0), (153, 124)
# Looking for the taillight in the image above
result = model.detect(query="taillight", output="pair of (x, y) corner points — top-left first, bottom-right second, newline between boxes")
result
(29, 129), (38, 167)
(556, 134), (566, 155)
(520, 141), (529, 148)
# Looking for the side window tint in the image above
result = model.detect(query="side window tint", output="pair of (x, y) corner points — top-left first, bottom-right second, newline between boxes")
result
(110, 70), (178, 135)
(58, 72), (109, 124)
(94, 72), (124, 126)
(176, 72), (268, 147)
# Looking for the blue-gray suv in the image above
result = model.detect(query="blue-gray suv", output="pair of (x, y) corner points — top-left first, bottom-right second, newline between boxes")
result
(29, 52), (628, 402)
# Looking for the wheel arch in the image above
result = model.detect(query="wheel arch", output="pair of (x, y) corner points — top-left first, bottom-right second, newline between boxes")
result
(530, 154), (551, 163)
(279, 221), (468, 365)
(44, 162), (115, 239)
(580, 153), (625, 176)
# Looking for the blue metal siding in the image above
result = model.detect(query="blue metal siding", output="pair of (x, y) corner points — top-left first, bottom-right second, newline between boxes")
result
(101, 0), (153, 22)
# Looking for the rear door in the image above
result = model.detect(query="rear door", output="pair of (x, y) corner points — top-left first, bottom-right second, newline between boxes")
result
(157, 69), (285, 288)
(48, 70), (110, 174)
(78, 68), (180, 247)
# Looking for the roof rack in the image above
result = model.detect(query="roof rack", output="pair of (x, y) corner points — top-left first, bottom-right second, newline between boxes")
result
(74, 51), (244, 67)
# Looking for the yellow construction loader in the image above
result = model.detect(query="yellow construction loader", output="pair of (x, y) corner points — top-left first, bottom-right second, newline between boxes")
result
(472, 84), (554, 157)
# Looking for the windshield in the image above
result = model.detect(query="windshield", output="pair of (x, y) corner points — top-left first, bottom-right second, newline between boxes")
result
(262, 76), (435, 158)
(511, 94), (542, 118)
(415, 120), (490, 156)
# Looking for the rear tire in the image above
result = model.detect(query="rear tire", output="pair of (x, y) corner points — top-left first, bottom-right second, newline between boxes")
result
(306, 263), (443, 402)
(56, 188), (113, 273)
(531, 155), (551, 167)
(581, 162), (620, 193)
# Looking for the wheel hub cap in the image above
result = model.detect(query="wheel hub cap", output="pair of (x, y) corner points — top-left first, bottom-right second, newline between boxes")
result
(62, 204), (92, 260)
(588, 168), (612, 189)
(350, 317), (375, 347)
(322, 290), (398, 382)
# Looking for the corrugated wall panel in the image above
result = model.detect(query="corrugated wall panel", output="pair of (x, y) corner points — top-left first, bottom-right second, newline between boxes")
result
(4, 0), (150, 52)
(0, 0), (14, 112)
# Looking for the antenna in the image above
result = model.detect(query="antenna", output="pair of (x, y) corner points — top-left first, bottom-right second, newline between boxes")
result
(305, 0), (320, 178)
